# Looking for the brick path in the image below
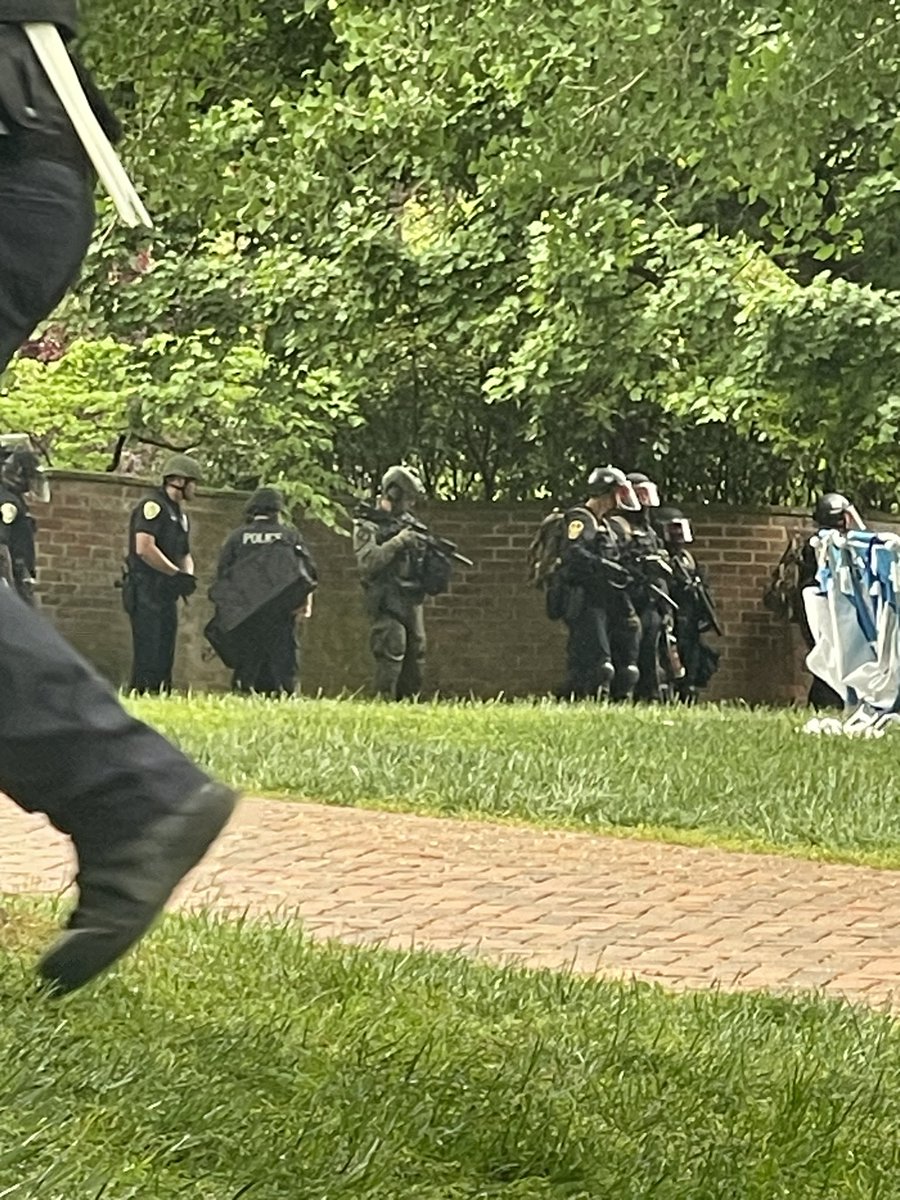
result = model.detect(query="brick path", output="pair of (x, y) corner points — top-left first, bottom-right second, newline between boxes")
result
(4, 797), (900, 1007)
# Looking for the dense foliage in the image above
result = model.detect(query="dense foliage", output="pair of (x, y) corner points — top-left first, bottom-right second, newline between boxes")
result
(4, 2), (900, 510)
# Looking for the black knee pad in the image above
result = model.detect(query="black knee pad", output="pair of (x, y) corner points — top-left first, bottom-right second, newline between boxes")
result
(614, 664), (640, 695)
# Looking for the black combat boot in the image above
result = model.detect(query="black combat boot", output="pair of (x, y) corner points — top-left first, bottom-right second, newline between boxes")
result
(611, 664), (640, 702)
(38, 780), (237, 996)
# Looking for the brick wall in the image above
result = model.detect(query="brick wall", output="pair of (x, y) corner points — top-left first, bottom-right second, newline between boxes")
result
(33, 473), (894, 703)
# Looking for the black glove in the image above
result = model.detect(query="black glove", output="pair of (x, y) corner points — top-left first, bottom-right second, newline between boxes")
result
(171, 571), (198, 599)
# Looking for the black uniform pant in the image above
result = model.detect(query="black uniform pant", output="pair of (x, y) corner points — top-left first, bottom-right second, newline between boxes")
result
(560, 606), (615, 699)
(129, 586), (179, 694)
(0, 157), (94, 366)
(633, 598), (663, 702)
(0, 156), (209, 832)
(559, 592), (640, 700)
(370, 602), (426, 699)
(232, 617), (299, 697)
(0, 587), (206, 834)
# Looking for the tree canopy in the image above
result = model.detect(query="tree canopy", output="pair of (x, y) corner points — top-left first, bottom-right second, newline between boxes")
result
(4, 1), (900, 511)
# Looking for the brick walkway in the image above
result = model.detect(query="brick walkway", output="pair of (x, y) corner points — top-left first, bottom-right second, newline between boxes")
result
(3, 797), (900, 1007)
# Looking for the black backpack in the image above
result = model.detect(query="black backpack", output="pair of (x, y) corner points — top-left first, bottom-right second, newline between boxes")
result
(762, 530), (808, 622)
(420, 545), (454, 596)
(527, 509), (571, 620)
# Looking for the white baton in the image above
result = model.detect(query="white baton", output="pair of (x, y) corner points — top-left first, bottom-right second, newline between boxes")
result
(23, 22), (152, 229)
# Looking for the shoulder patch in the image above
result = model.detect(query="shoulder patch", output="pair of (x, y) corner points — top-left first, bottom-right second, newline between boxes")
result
(143, 500), (161, 520)
(566, 519), (585, 540)
(0, 503), (17, 525)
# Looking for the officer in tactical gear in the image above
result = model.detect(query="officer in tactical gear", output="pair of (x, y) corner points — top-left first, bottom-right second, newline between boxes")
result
(353, 464), (453, 699)
(555, 465), (642, 700)
(209, 487), (318, 697)
(0, 1), (235, 996)
(0, 437), (49, 603)
(654, 507), (721, 703)
(123, 453), (202, 693)
(611, 471), (675, 702)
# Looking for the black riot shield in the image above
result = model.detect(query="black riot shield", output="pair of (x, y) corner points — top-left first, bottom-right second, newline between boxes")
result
(205, 541), (317, 668)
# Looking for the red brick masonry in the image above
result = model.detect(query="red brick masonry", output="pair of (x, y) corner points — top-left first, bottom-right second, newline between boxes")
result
(35, 472), (900, 702)
(4, 797), (900, 1009)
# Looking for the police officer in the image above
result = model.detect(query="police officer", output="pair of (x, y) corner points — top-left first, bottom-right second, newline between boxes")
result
(0, 439), (48, 603)
(655, 507), (721, 703)
(0, 2), (235, 996)
(125, 453), (201, 693)
(213, 487), (317, 696)
(556, 466), (642, 700)
(353, 465), (431, 699)
(612, 471), (673, 702)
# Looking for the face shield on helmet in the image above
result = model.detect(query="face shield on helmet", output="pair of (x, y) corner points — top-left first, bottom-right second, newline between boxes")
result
(842, 505), (866, 531)
(28, 465), (50, 504)
(666, 516), (693, 544)
(655, 506), (692, 545)
(813, 492), (865, 533)
(614, 481), (641, 512)
(632, 480), (660, 509)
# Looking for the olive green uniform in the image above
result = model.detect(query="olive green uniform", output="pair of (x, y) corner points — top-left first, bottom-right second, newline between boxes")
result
(353, 512), (426, 699)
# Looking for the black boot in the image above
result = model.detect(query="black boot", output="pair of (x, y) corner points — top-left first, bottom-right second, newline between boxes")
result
(38, 780), (237, 996)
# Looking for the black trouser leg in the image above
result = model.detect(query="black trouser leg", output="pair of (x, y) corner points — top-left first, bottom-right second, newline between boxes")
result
(560, 606), (613, 699)
(634, 601), (663, 702)
(0, 587), (236, 993)
(233, 619), (297, 697)
(808, 675), (844, 711)
(129, 588), (178, 693)
(0, 589), (206, 825)
(0, 158), (235, 993)
(0, 160), (95, 371)
(609, 593), (641, 700)
(267, 619), (298, 695)
(560, 609), (598, 699)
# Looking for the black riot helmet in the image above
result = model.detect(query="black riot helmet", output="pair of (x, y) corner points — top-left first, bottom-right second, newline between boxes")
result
(381, 464), (426, 511)
(654, 506), (693, 546)
(813, 492), (863, 531)
(0, 440), (49, 501)
(626, 471), (661, 509)
(586, 465), (640, 511)
(245, 487), (286, 519)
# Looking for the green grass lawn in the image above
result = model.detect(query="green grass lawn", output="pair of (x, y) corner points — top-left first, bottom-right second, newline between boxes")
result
(3, 900), (900, 1199)
(129, 694), (900, 868)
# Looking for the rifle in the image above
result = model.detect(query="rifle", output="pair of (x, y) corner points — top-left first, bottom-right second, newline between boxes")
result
(397, 513), (475, 568)
(595, 556), (632, 590)
(671, 556), (723, 637)
(625, 550), (680, 614)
